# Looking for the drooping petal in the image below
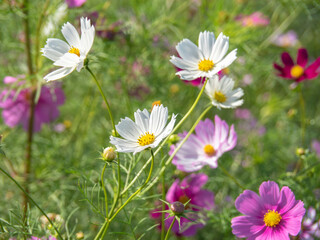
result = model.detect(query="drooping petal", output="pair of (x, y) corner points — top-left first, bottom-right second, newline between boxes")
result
(44, 67), (75, 82)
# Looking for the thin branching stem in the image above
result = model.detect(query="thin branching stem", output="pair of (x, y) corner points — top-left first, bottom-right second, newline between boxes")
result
(95, 149), (155, 240)
(0, 167), (63, 240)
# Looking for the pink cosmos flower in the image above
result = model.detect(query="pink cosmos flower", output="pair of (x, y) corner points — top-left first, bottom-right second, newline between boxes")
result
(235, 12), (269, 27)
(170, 116), (237, 172)
(150, 173), (214, 236)
(231, 181), (306, 239)
(0, 76), (65, 132)
(65, 0), (86, 8)
(300, 207), (320, 239)
(311, 140), (320, 158)
(274, 48), (320, 83)
(271, 31), (298, 48)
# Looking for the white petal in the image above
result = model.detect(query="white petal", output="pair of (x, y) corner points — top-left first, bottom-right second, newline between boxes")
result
(212, 34), (229, 63)
(80, 17), (95, 55)
(214, 49), (237, 70)
(209, 32), (224, 62)
(198, 31), (215, 59)
(61, 22), (81, 48)
(170, 56), (198, 70)
(44, 67), (75, 82)
(176, 69), (203, 80)
(176, 39), (203, 63)
(116, 117), (142, 141)
(110, 136), (139, 152)
(76, 60), (84, 72)
(41, 38), (69, 61)
(149, 105), (168, 136)
(53, 53), (80, 67)
(134, 109), (150, 133)
(155, 113), (177, 141)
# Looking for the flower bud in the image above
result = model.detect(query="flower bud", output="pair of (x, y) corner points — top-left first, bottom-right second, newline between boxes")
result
(168, 134), (180, 145)
(296, 147), (305, 156)
(102, 147), (116, 162)
(170, 201), (185, 215)
(76, 232), (84, 239)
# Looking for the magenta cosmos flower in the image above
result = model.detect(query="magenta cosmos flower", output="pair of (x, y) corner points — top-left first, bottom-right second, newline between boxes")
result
(274, 48), (320, 83)
(65, 0), (86, 8)
(0, 76), (65, 132)
(170, 116), (237, 172)
(235, 12), (269, 27)
(150, 173), (214, 236)
(300, 207), (320, 239)
(232, 181), (305, 239)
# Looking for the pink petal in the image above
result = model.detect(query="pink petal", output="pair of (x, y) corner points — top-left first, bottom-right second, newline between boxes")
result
(281, 52), (294, 66)
(235, 190), (263, 217)
(297, 48), (308, 68)
(231, 215), (265, 238)
(305, 57), (320, 79)
(259, 181), (280, 208)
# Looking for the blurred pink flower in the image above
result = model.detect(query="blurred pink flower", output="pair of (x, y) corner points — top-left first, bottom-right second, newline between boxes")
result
(235, 12), (269, 27)
(232, 181), (305, 239)
(150, 173), (214, 236)
(271, 31), (298, 48)
(65, 0), (86, 8)
(242, 74), (253, 86)
(299, 207), (320, 239)
(0, 76), (65, 132)
(235, 108), (251, 120)
(274, 48), (320, 83)
(170, 116), (237, 172)
(311, 140), (320, 158)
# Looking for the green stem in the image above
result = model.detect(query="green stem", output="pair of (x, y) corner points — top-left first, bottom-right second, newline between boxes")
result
(0, 167), (63, 240)
(120, 78), (209, 196)
(220, 166), (245, 191)
(95, 149), (154, 240)
(299, 89), (306, 147)
(141, 104), (213, 195)
(161, 152), (166, 240)
(107, 152), (121, 218)
(101, 163), (108, 218)
(85, 66), (117, 135)
(164, 217), (176, 240)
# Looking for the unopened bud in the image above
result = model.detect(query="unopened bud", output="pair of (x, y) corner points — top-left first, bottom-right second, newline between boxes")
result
(76, 231), (84, 239)
(170, 201), (185, 215)
(296, 148), (305, 156)
(102, 147), (116, 162)
(168, 134), (180, 145)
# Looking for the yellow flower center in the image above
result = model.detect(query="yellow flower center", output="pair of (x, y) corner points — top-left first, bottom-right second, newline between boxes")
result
(137, 132), (155, 146)
(203, 144), (215, 156)
(214, 91), (227, 103)
(198, 59), (214, 72)
(68, 46), (80, 57)
(290, 65), (304, 78)
(264, 210), (282, 227)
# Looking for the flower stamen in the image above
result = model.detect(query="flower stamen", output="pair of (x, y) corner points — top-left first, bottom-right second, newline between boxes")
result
(137, 132), (155, 146)
(68, 46), (80, 57)
(290, 65), (304, 78)
(198, 59), (214, 72)
(214, 91), (227, 103)
(203, 144), (215, 156)
(264, 210), (282, 227)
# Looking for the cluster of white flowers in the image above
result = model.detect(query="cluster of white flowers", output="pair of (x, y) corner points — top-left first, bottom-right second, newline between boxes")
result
(42, 18), (243, 154)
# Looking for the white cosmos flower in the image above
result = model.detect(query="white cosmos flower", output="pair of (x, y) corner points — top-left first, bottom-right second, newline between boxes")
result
(170, 31), (237, 80)
(205, 75), (244, 109)
(110, 105), (177, 155)
(41, 17), (95, 81)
